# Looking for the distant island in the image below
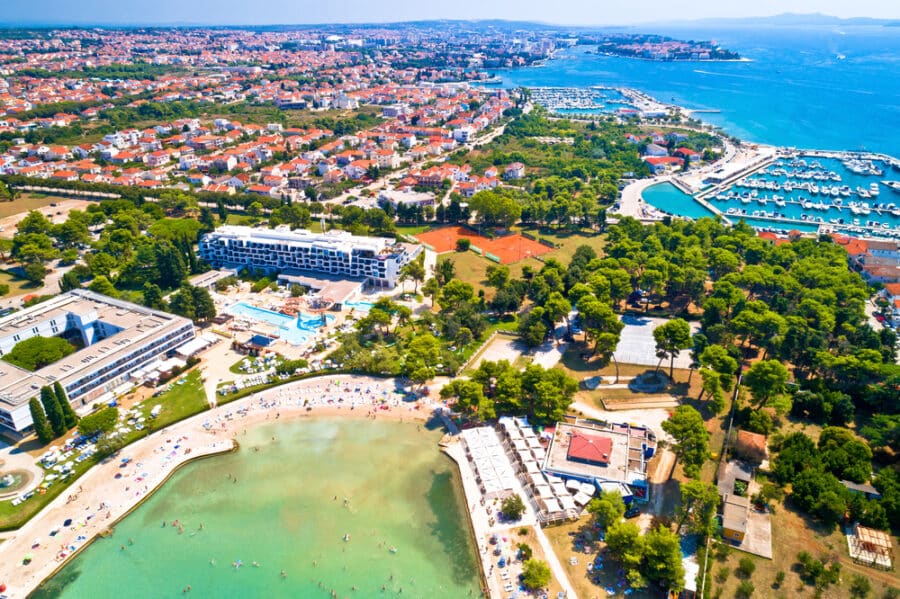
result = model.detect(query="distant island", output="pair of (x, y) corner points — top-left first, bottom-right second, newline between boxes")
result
(583, 33), (741, 61)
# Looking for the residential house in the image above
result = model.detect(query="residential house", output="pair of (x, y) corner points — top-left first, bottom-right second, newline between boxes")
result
(643, 143), (668, 157)
(504, 162), (525, 180)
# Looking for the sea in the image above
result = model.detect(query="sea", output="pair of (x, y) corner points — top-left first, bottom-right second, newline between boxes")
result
(487, 25), (900, 157)
(34, 419), (482, 599)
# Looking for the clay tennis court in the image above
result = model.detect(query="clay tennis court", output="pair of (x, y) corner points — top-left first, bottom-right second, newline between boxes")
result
(415, 226), (553, 264)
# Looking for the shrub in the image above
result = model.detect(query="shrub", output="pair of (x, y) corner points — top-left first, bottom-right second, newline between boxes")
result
(715, 566), (729, 583)
(250, 277), (272, 293)
(773, 570), (785, 588)
(737, 556), (756, 578)
(517, 542), (533, 560)
(850, 574), (872, 598)
(735, 580), (754, 599)
(456, 238), (471, 251)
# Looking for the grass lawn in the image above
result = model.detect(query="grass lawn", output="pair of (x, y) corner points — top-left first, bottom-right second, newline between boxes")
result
(437, 229), (605, 295)
(0, 370), (208, 531)
(0, 193), (73, 218)
(224, 213), (259, 226)
(706, 499), (898, 599)
(0, 268), (38, 297)
(132, 370), (208, 429)
(395, 224), (432, 237)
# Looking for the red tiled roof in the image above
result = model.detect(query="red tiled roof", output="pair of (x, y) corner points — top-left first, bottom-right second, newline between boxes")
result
(567, 433), (612, 465)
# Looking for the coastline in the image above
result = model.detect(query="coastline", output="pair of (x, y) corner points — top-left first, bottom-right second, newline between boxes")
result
(1, 374), (442, 599)
(594, 51), (750, 63)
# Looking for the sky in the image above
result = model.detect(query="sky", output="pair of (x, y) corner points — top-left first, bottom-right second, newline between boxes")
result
(3, 0), (898, 26)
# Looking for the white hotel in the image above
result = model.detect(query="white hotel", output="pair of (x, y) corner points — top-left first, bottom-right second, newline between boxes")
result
(198, 225), (420, 288)
(0, 290), (195, 436)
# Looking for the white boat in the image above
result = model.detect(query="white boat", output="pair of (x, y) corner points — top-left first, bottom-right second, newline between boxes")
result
(869, 183), (880, 196)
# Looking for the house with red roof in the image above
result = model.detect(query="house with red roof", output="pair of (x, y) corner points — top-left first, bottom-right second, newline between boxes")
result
(644, 156), (684, 174)
(567, 432), (613, 466)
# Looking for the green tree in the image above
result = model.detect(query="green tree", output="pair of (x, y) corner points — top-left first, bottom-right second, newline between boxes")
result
(518, 307), (548, 348)
(817, 427), (873, 484)
(190, 285), (217, 321)
(142, 282), (166, 310)
(653, 318), (692, 379)
(440, 379), (495, 420)
(168, 284), (196, 319)
(661, 405), (710, 478)
(54, 382), (78, 429)
(88, 275), (119, 298)
(404, 333), (440, 386)
(744, 359), (790, 413)
(485, 264), (510, 289)
(678, 480), (720, 537)
(520, 364), (577, 422)
(400, 256), (426, 293)
(500, 494), (526, 520)
(422, 277), (440, 308)
(4, 336), (76, 371)
(40, 384), (66, 437)
(23, 261), (47, 285)
(543, 291), (571, 339)
(587, 490), (625, 528)
(58, 270), (83, 292)
(521, 559), (552, 590)
(29, 397), (55, 444)
(437, 279), (475, 312)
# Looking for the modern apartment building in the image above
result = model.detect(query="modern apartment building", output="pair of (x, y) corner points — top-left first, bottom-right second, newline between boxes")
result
(0, 290), (195, 436)
(198, 225), (420, 288)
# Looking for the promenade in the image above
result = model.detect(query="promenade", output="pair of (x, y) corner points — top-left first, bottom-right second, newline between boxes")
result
(0, 374), (433, 599)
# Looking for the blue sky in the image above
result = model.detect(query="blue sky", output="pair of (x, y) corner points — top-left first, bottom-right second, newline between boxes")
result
(4, 0), (898, 26)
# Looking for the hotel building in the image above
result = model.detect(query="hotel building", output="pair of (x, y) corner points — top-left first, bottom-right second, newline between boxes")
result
(0, 290), (195, 436)
(198, 225), (420, 288)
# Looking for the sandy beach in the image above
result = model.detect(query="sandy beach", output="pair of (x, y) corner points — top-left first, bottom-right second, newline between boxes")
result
(0, 374), (438, 599)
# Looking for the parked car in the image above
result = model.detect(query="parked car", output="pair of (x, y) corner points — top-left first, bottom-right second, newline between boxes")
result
(624, 506), (641, 519)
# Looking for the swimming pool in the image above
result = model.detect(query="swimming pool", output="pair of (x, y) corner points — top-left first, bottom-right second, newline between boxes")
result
(226, 302), (334, 346)
(343, 300), (375, 312)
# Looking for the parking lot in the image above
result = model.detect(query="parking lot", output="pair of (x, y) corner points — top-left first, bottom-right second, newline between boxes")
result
(612, 314), (700, 369)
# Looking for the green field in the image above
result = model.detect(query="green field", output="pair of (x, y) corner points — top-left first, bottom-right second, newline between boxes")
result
(437, 227), (606, 294)
(0, 193), (76, 219)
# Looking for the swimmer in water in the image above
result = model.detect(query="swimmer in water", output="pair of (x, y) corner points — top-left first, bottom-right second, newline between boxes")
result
(281, 570), (287, 578)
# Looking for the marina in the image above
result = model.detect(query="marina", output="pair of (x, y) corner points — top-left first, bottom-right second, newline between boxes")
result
(706, 155), (900, 237)
(641, 152), (900, 238)
(525, 86), (639, 115)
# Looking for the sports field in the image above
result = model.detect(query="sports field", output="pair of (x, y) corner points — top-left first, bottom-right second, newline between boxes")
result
(415, 226), (552, 264)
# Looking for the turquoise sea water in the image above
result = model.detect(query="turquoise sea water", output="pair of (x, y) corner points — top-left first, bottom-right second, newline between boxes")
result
(641, 182), (715, 219)
(34, 419), (481, 599)
(226, 302), (334, 345)
(491, 26), (900, 156)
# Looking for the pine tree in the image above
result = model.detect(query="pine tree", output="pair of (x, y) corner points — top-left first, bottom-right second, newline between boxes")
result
(40, 385), (65, 437)
(190, 285), (217, 321)
(55, 382), (78, 429)
(29, 397), (54, 444)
